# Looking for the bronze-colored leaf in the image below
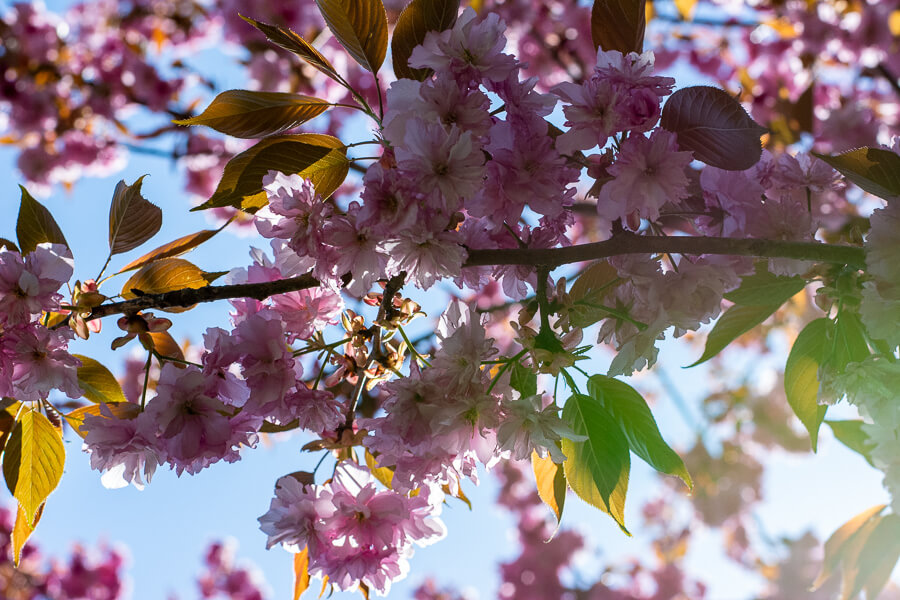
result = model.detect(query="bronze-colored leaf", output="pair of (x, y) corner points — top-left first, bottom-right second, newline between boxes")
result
(174, 90), (330, 139)
(661, 86), (767, 171)
(117, 229), (219, 273)
(532, 448), (566, 526)
(316, 0), (389, 74)
(0, 399), (20, 453)
(3, 407), (65, 526)
(240, 15), (342, 83)
(392, 0), (459, 80)
(108, 176), (163, 255)
(121, 258), (213, 312)
(591, 0), (647, 55)
(193, 134), (349, 212)
(16, 185), (69, 255)
(0, 237), (20, 252)
(148, 330), (186, 363)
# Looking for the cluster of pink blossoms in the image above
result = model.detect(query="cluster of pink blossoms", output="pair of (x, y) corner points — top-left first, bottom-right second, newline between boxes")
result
(0, 242), (80, 402)
(81, 241), (345, 486)
(258, 462), (445, 595)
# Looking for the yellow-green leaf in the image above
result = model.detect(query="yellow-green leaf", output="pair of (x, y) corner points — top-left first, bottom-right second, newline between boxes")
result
(784, 318), (830, 451)
(240, 16), (342, 83)
(174, 90), (330, 139)
(532, 448), (566, 525)
(392, 0), (460, 80)
(587, 375), (691, 488)
(117, 229), (219, 273)
(688, 304), (780, 367)
(16, 185), (69, 255)
(814, 147), (900, 200)
(194, 134), (349, 212)
(293, 547), (311, 600)
(3, 408), (65, 526)
(316, 0), (388, 74)
(12, 501), (43, 567)
(73, 354), (128, 404)
(843, 514), (900, 600)
(562, 393), (631, 534)
(591, 0), (647, 54)
(364, 449), (395, 489)
(121, 257), (211, 308)
(813, 503), (886, 590)
(108, 176), (162, 255)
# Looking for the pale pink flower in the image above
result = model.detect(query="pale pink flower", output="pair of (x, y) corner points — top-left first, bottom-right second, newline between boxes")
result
(597, 130), (693, 224)
(395, 120), (485, 204)
(255, 171), (332, 257)
(497, 394), (582, 462)
(408, 7), (518, 83)
(551, 77), (624, 154)
(283, 386), (344, 433)
(144, 364), (258, 475)
(7, 323), (81, 401)
(0, 243), (73, 326)
(258, 474), (330, 552)
(270, 286), (343, 342)
(82, 404), (162, 490)
(386, 231), (468, 290)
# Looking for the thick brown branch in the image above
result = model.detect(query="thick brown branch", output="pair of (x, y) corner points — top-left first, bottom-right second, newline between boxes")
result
(86, 272), (319, 320)
(463, 233), (866, 270)
(83, 236), (864, 322)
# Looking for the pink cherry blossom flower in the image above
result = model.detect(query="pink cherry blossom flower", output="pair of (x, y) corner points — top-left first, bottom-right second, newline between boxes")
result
(497, 394), (583, 462)
(7, 323), (81, 401)
(395, 120), (485, 204)
(144, 364), (258, 475)
(0, 243), (73, 326)
(408, 7), (518, 84)
(597, 130), (693, 224)
(386, 230), (468, 290)
(255, 171), (332, 257)
(81, 403), (162, 490)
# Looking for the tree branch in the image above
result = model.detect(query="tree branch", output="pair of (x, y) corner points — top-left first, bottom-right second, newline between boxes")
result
(463, 233), (866, 269)
(86, 272), (319, 321)
(82, 235), (864, 322)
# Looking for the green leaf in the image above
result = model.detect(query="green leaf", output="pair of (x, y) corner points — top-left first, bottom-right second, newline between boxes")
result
(587, 375), (691, 488)
(561, 393), (631, 534)
(784, 318), (830, 451)
(174, 90), (330, 139)
(827, 309), (869, 374)
(117, 229), (219, 273)
(591, 0), (647, 54)
(3, 408), (65, 526)
(813, 147), (900, 200)
(73, 355), (128, 404)
(532, 448), (566, 526)
(121, 257), (216, 312)
(567, 261), (624, 328)
(12, 501), (43, 567)
(509, 361), (537, 398)
(194, 134), (349, 212)
(240, 16), (342, 83)
(661, 86), (767, 171)
(315, 0), (388, 74)
(723, 266), (806, 306)
(813, 503), (886, 591)
(108, 176), (162, 256)
(16, 185), (69, 255)
(848, 514), (900, 600)
(391, 0), (460, 80)
(825, 420), (875, 466)
(688, 304), (780, 367)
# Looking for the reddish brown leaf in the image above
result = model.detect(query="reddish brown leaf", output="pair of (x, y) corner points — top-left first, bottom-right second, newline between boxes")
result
(16, 185), (69, 255)
(108, 176), (163, 255)
(661, 86), (767, 171)
(240, 16), (342, 83)
(316, 0), (388, 74)
(392, 0), (460, 80)
(117, 229), (219, 273)
(591, 0), (647, 55)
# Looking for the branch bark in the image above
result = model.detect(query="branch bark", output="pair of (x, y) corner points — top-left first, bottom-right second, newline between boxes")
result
(83, 234), (864, 321)
(464, 233), (866, 269)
